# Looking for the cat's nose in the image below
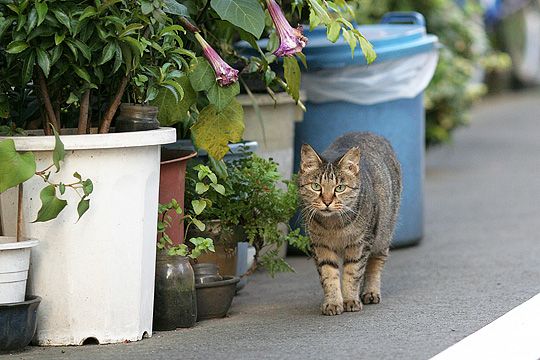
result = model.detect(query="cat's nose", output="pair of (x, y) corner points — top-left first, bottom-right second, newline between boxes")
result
(322, 199), (332, 207)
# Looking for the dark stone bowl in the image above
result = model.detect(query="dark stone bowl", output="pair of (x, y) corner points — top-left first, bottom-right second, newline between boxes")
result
(195, 276), (240, 320)
(0, 296), (41, 353)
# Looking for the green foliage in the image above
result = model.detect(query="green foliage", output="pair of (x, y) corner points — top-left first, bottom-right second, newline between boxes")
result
(0, 139), (36, 193)
(157, 164), (224, 257)
(0, 130), (93, 223)
(188, 152), (311, 277)
(210, 0), (266, 38)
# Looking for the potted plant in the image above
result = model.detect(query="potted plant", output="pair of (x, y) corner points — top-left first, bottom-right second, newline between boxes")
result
(154, 163), (223, 330)
(188, 151), (311, 279)
(0, 129), (90, 351)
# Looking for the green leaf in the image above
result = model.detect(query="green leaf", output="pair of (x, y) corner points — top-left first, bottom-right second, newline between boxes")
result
(210, 183), (226, 195)
(21, 51), (36, 85)
(52, 8), (72, 33)
(189, 58), (216, 92)
(207, 82), (240, 112)
(191, 100), (245, 160)
(358, 34), (376, 64)
(195, 182), (210, 194)
(150, 76), (196, 126)
(283, 56), (301, 102)
(210, 0), (265, 38)
(27, 8), (37, 33)
(77, 198), (90, 220)
(36, 2), (48, 26)
(73, 172), (82, 180)
(55, 32), (65, 45)
(327, 21), (340, 43)
(99, 42), (116, 65)
(0, 139), (36, 193)
(192, 199), (207, 215)
(59, 183), (66, 195)
(162, 0), (188, 15)
(36, 48), (51, 78)
(33, 185), (68, 222)
(82, 179), (93, 196)
(51, 125), (65, 172)
(72, 65), (91, 83)
(79, 6), (97, 22)
(191, 218), (205, 231)
(6, 41), (29, 54)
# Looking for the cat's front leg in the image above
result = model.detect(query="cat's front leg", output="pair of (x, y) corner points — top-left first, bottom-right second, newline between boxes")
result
(342, 243), (369, 312)
(313, 244), (343, 316)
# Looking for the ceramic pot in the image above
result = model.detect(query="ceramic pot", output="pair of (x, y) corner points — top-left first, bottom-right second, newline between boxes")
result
(0, 296), (41, 352)
(153, 253), (197, 330)
(195, 276), (240, 320)
(193, 263), (222, 284)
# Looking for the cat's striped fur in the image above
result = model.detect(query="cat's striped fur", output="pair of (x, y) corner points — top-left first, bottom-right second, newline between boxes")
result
(298, 132), (402, 316)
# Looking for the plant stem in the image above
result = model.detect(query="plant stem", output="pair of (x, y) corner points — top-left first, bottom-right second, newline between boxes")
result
(36, 67), (59, 131)
(99, 75), (129, 134)
(16, 184), (23, 242)
(77, 90), (91, 135)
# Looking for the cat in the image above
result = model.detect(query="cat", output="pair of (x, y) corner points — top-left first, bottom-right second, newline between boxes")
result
(298, 132), (402, 316)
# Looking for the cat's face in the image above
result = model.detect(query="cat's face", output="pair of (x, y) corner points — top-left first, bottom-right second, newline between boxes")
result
(298, 144), (361, 218)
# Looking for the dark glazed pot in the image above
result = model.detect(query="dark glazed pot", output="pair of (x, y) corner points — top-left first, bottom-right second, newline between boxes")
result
(0, 296), (41, 352)
(195, 276), (240, 320)
(115, 103), (160, 132)
(153, 253), (197, 330)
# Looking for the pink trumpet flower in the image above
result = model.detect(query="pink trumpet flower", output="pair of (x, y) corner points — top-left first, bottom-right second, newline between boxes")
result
(266, 0), (308, 57)
(194, 32), (239, 87)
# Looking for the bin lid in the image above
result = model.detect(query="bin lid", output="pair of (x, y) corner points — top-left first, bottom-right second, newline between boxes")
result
(302, 24), (438, 70)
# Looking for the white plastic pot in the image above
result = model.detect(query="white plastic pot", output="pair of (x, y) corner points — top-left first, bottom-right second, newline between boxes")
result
(0, 128), (175, 345)
(0, 237), (39, 304)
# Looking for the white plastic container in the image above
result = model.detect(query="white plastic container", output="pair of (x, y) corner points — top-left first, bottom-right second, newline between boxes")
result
(0, 128), (175, 345)
(0, 237), (39, 304)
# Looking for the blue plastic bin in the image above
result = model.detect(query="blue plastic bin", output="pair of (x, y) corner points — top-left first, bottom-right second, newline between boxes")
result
(294, 12), (439, 247)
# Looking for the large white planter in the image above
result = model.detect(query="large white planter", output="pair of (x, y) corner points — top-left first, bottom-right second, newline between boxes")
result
(238, 92), (305, 180)
(0, 128), (175, 345)
(0, 237), (39, 304)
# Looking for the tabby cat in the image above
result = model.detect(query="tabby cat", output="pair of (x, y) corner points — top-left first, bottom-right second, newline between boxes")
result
(298, 132), (402, 316)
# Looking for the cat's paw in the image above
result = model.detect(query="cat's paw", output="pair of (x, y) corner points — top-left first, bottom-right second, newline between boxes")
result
(361, 291), (381, 304)
(321, 301), (344, 316)
(343, 299), (363, 312)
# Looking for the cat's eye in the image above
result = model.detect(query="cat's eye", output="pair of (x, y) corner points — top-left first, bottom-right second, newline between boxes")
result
(335, 184), (346, 193)
(311, 183), (321, 191)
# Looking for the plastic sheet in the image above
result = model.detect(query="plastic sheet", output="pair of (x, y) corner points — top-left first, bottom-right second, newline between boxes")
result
(302, 50), (439, 105)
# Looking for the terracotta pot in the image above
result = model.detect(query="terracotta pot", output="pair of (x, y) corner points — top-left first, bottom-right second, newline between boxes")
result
(159, 149), (197, 245)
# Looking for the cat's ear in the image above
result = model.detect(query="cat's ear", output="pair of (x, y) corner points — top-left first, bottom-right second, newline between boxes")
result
(337, 147), (360, 176)
(300, 144), (322, 173)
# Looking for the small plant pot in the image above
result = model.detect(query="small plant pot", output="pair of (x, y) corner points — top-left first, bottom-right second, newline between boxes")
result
(115, 103), (160, 132)
(0, 296), (41, 353)
(195, 276), (240, 320)
(0, 237), (39, 305)
(153, 253), (197, 330)
(193, 263), (222, 284)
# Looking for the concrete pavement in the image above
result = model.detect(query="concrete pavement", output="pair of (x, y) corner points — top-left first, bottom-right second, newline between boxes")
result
(3, 90), (540, 359)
